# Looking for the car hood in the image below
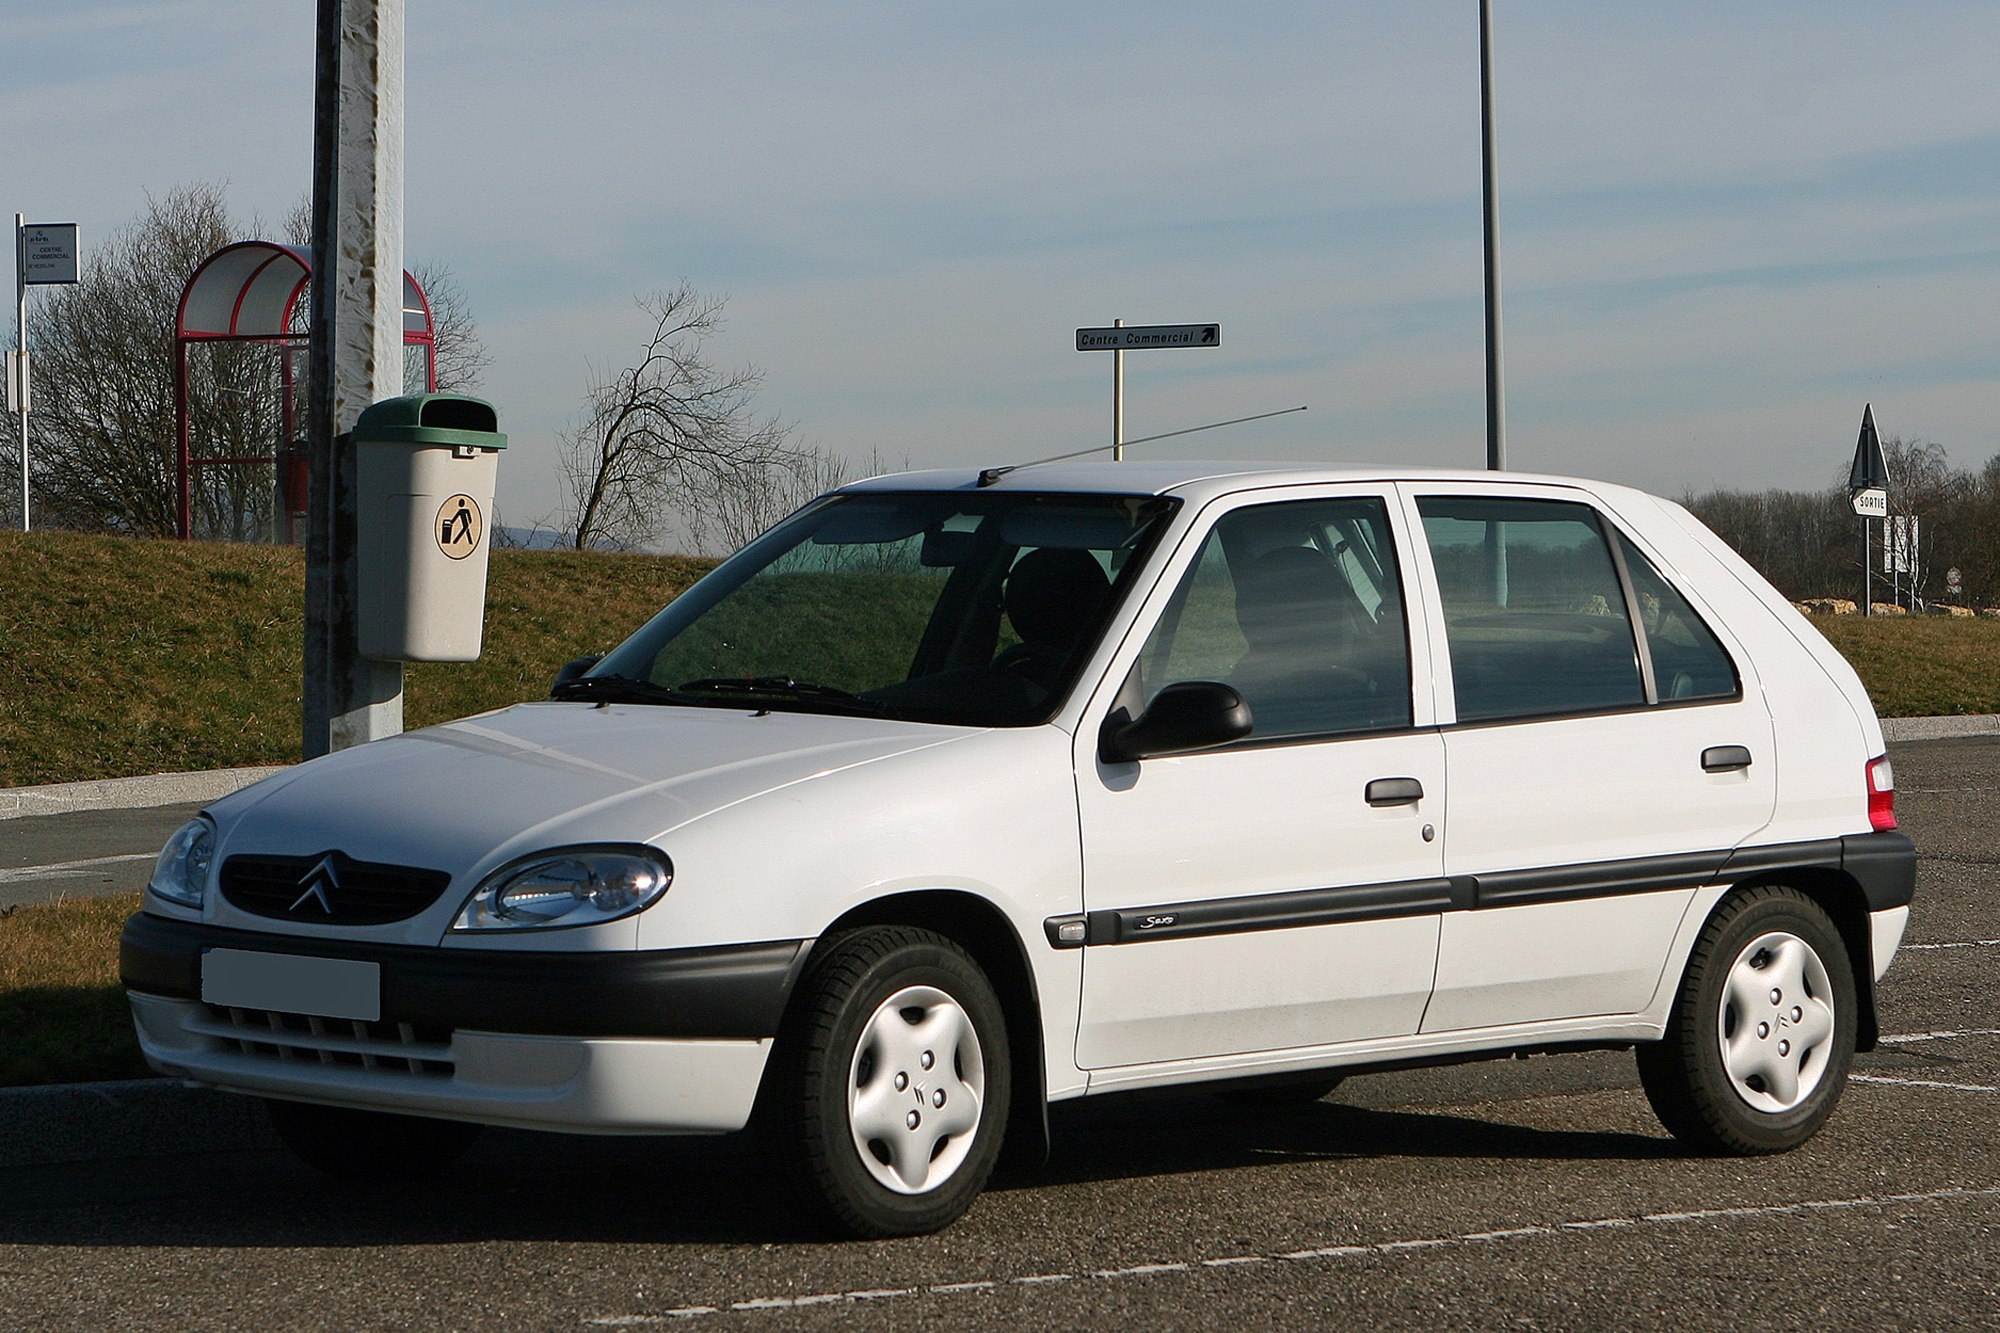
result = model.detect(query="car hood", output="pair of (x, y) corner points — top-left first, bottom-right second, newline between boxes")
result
(207, 701), (975, 878)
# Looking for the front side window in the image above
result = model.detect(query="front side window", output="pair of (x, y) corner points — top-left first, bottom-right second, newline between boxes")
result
(1418, 496), (1644, 722)
(1137, 496), (1414, 740)
(581, 491), (1177, 726)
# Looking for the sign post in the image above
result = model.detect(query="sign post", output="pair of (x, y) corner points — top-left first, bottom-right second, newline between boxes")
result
(13, 218), (79, 531)
(1075, 322), (1222, 461)
(1848, 403), (1890, 617)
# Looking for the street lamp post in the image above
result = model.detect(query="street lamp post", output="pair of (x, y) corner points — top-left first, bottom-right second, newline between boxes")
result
(1480, 0), (1506, 472)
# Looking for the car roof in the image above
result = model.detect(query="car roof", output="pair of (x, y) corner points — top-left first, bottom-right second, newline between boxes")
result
(836, 460), (1649, 508)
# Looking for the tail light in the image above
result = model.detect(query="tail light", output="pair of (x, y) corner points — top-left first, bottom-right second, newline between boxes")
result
(1866, 755), (1896, 831)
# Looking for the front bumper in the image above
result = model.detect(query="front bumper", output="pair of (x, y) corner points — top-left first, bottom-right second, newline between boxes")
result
(121, 912), (809, 1134)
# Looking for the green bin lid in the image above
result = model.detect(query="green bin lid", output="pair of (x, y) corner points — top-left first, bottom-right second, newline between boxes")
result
(351, 394), (507, 449)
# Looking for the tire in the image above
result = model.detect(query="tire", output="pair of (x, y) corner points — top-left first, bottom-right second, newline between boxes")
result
(1636, 886), (1856, 1155)
(265, 1099), (482, 1180)
(1212, 1072), (1346, 1107)
(758, 926), (1010, 1238)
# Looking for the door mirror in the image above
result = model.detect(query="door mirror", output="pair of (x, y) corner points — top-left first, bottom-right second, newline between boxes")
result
(1099, 681), (1253, 763)
(552, 655), (602, 692)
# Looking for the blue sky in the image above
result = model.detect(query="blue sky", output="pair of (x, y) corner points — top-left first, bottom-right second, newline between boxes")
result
(6, 2), (1999, 531)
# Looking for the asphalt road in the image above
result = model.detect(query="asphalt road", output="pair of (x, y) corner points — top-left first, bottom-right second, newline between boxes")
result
(1, 740), (1995, 1332)
(0, 802), (203, 910)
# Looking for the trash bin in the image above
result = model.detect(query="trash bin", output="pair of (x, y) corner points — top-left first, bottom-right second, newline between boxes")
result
(352, 394), (507, 662)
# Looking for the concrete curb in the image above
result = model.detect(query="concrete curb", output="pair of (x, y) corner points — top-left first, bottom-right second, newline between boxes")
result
(0, 1078), (275, 1170)
(0, 766), (289, 821)
(1883, 715), (2000, 742)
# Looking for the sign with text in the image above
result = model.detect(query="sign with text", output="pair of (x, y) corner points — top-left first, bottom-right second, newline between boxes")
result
(18, 223), (79, 285)
(1076, 323), (1220, 351)
(1851, 487), (1887, 518)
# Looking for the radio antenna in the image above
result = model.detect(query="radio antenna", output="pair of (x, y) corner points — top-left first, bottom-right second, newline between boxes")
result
(976, 405), (1308, 487)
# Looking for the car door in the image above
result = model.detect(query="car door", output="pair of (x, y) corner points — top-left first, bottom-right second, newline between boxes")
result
(1401, 484), (1778, 1033)
(1070, 488), (1449, 1071)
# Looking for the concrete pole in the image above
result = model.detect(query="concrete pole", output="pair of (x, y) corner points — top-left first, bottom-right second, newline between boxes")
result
(1112, 318), (1126, 462)
(1480, 0), (1506, 472)
(303, 0), (405, 759)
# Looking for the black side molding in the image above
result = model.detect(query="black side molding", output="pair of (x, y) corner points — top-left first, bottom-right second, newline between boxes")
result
(120, 912), (808, 1040)
(1055, 832), (1917, 948)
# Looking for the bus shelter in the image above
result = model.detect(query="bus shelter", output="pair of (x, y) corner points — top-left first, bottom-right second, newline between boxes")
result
(175, 241), (435, 540)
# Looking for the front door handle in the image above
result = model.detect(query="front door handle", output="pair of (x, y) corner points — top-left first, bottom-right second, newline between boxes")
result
(1366, 777), (1425, 806)
(1702, 745), (1753, 773)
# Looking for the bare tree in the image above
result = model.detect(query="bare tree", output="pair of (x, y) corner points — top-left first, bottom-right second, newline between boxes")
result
(677, 444), (903, 555)
(284, 197), (490, 393)
(411, 261), (491, 392)
(559, 285), (793, 551)
(14, 184), (488, 538)
(17, 184), (237, 536)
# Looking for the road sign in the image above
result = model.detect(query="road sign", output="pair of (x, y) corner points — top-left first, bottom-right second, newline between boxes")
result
(1076, 323), (1220, 351)
(18, 223), (79, 285)
(1852, 488), (1887, 517)
(1848, 403), (1888, 494)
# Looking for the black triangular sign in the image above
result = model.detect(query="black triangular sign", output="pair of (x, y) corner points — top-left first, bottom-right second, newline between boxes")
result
(1848, 403), (1889, 493)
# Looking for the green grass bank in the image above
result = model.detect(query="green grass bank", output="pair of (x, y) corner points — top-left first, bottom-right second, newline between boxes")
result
(0, 530), (714, 789)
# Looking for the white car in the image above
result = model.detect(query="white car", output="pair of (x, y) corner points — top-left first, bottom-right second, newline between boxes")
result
(124, 462), (1914, 1237)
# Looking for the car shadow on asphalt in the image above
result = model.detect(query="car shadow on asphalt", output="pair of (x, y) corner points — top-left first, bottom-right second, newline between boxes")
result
(0, 1093), (1675, 1250)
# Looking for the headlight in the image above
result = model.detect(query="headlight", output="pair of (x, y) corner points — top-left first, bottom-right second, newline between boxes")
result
(452, 846), (672, 931)
(150, 817), (216, 909)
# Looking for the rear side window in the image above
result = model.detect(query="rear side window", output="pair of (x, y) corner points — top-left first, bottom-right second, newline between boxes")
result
(1138, 496), (1413, 740)
(1417, 497), (1644, 722)
(1615, 532), (1740, 701)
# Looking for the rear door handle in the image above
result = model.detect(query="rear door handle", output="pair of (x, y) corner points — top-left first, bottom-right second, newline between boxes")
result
(1701, 745), (1753, 773)
(1366, 777), (1425, 806)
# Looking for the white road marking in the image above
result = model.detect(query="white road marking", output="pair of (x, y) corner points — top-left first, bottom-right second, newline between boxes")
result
(1879, 1027), (2000, 1044)
(584, 1185), (2000, 1324)
(1900, 939), (2000, 950)
(0, 852), (154, 885)
(1852, 1074), (2000, 1093)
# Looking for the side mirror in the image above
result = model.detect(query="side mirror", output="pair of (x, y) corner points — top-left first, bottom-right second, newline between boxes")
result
(1099, 681), (1253, 763)
(552, 655), (602, 693)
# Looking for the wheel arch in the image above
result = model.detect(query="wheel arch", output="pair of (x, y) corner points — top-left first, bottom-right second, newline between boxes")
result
(797, 889), (1050, 1171)
(1724, 867), (1879, 1051)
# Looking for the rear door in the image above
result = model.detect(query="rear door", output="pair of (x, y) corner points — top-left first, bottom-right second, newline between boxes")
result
(1071, 487), (1448, 1070)
(1403, 484), (1777, 1032)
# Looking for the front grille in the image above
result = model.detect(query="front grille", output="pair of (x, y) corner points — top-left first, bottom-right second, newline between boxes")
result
(193, 1005), (455, 1077)
(220, 851), (452, 925)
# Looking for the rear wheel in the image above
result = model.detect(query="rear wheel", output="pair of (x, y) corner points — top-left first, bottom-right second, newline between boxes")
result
(1637, 886), (1855, 1155)
(265, 1099), (482, 1180)
(758, 926), (1009, 1238)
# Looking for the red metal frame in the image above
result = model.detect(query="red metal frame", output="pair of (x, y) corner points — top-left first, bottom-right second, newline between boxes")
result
(174, 241), (435, 540)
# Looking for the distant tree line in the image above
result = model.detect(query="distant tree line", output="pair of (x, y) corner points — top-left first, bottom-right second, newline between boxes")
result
(1683, 438), (2000, 607)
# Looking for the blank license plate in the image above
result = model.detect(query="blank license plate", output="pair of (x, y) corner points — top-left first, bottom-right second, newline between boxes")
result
(201, 949), (381, 1022)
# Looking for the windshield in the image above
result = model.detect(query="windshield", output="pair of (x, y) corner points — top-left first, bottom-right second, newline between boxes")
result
(582, 490), (1179, 726)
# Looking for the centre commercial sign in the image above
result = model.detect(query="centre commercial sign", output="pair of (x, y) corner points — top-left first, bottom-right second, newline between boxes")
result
(1075, 323), (1221, 352)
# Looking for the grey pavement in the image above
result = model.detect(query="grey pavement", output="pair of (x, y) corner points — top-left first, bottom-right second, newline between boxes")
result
(0, 737), (1995, 1330)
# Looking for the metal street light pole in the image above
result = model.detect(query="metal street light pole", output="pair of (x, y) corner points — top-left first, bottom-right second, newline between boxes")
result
(14, 214), (25, 530)
(1480, 0), (1506, 472)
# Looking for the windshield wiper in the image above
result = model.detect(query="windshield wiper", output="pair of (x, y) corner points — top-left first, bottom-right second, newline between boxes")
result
(677, 676), (887, 714)
(550, 673), (699, 706)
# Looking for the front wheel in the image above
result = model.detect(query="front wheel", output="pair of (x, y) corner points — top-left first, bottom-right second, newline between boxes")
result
(1636, 886), (1855, 1155)
(758, 926), (1010, 1238)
